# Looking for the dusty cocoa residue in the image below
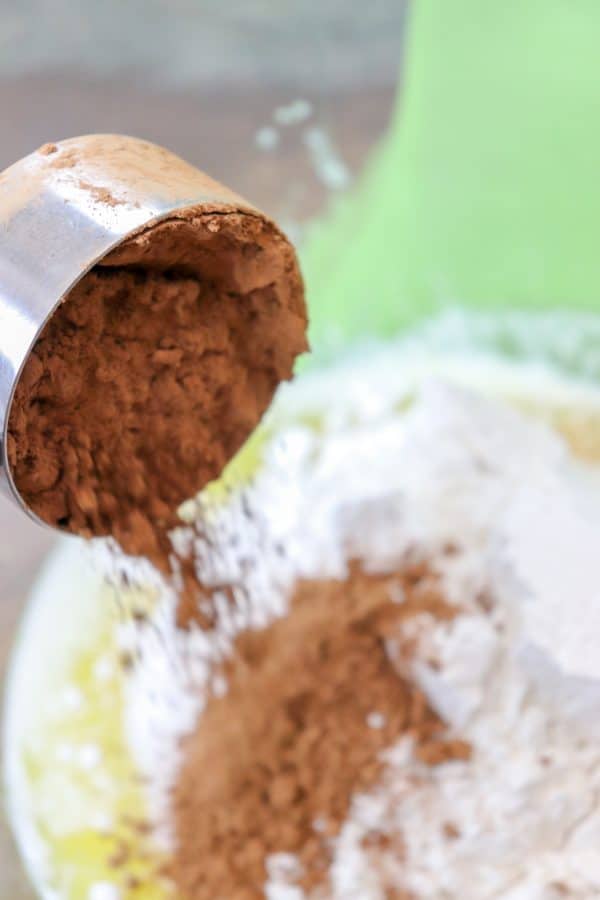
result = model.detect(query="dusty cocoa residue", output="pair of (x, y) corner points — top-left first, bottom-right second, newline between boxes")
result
(7, 211), (307, 566)
(171, 561), (465, 900)
(77, 179), (126, 207)
(37, 142), (58, 156)
(48, 146), (80, 168)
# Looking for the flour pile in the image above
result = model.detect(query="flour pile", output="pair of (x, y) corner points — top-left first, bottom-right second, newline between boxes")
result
(119, 375), (600, 898)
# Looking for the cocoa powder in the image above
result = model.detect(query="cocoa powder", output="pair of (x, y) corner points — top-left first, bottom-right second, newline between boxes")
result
(171, 561), (467, 900)
(7, 209), (307, 565)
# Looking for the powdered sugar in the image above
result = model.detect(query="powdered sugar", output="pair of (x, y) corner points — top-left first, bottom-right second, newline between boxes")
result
(116, 359), (600, 897)
(284, 383), (600, 897)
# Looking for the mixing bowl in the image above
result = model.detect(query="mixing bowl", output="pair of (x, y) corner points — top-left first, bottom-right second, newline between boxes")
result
(5, 2), (600, 897)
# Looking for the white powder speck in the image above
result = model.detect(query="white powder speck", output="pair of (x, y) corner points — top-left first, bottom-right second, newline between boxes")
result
(302, 126), (351, 190)
(266, 853), (305, 900)
(366, 712), (387, 730)
(211, 674), (228, 698)
(59, 686), (83, 712)
(55, 743), (75, 764)
(92, 656), (114, 683)
(255, 126), (280, 151)
(88, 884), (121, 900)
(274, 99), (313, 126)
(77, 744), (102, 771)
(387, 582), (405, 604)
(90, 812), (115, 834)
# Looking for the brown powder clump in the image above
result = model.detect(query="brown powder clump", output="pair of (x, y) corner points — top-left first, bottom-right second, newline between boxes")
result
(172, 561), (467, 900)
(7, 210), (307, 566)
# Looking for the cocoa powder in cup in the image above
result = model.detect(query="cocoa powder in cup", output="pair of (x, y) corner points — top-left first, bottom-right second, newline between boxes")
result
(7, 206), (307, 566)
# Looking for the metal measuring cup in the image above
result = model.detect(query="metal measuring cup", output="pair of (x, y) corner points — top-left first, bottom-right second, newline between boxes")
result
(0, 134), (257, 532)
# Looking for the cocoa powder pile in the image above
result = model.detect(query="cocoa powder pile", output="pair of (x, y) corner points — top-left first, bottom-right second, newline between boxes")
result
(171, 561), (469, 900)
(7, 210), (307, 565)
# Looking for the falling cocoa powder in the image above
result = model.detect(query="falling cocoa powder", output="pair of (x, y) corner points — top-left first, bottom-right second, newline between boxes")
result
(7, 209), (307, 565)
(171, 560), (467, 900)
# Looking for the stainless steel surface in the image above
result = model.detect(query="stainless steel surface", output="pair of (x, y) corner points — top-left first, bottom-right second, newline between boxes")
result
(0, 133), (253, 529)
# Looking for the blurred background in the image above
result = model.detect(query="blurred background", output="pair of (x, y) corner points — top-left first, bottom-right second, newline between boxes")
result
(0, 2), (407, 893)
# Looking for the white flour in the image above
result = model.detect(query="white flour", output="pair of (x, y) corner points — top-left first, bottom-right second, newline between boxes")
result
(298, 385), (600, 898)
(119, 372), (600, 898)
